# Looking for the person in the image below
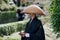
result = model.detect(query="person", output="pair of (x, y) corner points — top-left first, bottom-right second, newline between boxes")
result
(19, 5), (45, 40)
(16, 9), (24, 21)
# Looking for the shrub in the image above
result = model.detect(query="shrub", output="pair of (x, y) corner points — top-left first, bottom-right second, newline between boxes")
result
(3, 0), (8, 3)
(16, 23), (26, 31)
(26, 2), (32, 6)
(0, 21), (27, 37)
(49, 0), (60, 38)
(9, 7), (16, 11)
(0, 11), (17, 24)
(0, 26), (15, 36)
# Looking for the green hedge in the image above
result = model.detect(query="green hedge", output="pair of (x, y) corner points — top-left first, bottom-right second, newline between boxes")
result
(49, 0), (60, 38)
(0, 6), (16, 11)
(0, 21), (27, 37)
(3, 0), (8, 3)
(0, 11), (17, 24)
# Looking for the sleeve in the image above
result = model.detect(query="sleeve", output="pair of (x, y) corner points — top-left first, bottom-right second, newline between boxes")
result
(25, 33), (30, 37)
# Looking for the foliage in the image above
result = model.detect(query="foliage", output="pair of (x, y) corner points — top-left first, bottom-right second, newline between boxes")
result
(3, 0), (8, 3)
(0, 26), (15, 36)
(0, 6), (16, 11)
(0, 11), (17, 24)
(49, 0), (60, 37)
(0, 22), (26, 37)
(26, 2), (32, 6)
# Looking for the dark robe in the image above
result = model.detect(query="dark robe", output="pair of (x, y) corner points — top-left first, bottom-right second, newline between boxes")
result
(21, 16), (45, 40)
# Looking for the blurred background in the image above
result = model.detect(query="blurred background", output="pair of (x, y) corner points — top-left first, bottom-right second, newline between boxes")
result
(0, 0), (60, 40)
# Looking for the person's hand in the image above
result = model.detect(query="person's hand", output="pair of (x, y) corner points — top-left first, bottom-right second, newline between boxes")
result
(20, 32), (25, 37)
(19, 30), (25, 37)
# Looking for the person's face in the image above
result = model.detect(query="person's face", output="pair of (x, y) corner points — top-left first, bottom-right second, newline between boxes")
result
(23, 13), (36, 20)
(28, 13), (36, 19)
(23, 13), (30, 20)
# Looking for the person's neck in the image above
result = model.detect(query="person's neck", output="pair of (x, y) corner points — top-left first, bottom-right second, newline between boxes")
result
(31, 16), (36, 20)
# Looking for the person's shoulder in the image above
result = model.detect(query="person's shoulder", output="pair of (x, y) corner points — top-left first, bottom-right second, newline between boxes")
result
(37, 19), (42, 23)
(37, 19), (43, 24)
